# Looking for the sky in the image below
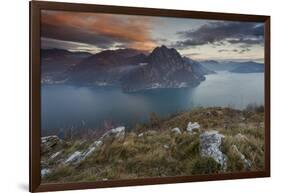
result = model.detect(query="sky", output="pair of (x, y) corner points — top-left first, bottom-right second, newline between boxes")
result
(41, 10), (265, 62)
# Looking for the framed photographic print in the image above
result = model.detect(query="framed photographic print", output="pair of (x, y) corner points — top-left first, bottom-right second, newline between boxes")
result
(30, 1), (270, 192)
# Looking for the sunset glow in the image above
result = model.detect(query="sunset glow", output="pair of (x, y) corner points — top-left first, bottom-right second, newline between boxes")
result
(41, 10), (264, 62)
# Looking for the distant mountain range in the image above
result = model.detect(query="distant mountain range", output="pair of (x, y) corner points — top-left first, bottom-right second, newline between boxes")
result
(41, 45), (263, 91)
(229, 61), (264, 73)
(41, 46), (214, 91)
(68, 48), (147, 87)
(41, 49), (92, 84)
(200, 60), (264, 73)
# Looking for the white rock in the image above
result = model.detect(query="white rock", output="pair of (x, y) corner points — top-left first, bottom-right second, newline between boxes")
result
(187, 122), (200, 132)
(83, 146), (96, 158)
(138, 133), (144, 137)
(102, 126), (125, 139)
(200, 130), (227, 170)
(41, 168), (50, 177)
(113, 126), (125, 137)
(65, 151), (82, 164)
(94, 140), (103, 147)
(163, 144), (169, 149)
(171, 127), (182, 135)
(81, 140), (103, 160)
(50, 151), (62, 160)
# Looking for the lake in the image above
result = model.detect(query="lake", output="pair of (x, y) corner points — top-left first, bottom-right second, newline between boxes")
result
(41, 71), (264, 131)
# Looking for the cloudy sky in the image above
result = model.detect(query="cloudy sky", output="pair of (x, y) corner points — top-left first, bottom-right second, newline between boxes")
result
(41, 10), (264, 62)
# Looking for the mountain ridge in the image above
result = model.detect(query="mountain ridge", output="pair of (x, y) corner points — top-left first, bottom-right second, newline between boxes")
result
(200, 59), (264, 72)
(41, 46), (220, 91)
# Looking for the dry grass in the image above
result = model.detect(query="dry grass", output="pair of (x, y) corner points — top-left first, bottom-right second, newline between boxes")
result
(42, 106), (265, 183)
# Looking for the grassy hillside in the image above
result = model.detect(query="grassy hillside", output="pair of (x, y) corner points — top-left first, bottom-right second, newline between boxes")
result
(41, 106), (264, 183)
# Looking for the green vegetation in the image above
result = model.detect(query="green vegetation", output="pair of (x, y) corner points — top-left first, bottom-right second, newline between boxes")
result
(191, 157), (221, 175)
(41, 106), (264, 183)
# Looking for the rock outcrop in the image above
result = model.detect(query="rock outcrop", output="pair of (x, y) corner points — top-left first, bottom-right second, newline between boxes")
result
(41, 126), (126, 170)
(199, 130), (227, 170)
(65, 151), (82, 164)
(83, 140), (103, 159)
(41, 135), (62, 153)
(187, 122), (200, 133)
(101, 126), (125, 140)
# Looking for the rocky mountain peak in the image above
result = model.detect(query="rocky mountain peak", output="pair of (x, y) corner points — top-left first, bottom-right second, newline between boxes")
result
(150, 45), (181, 58)
(148, 45), (184, 69)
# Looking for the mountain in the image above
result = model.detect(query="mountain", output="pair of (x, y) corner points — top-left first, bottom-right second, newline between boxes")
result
(41, 49), (92, 73)
(68, 49), (147, 85)
(120, 46), (207, 92)
(229, 61), (264, 73)
(42, 46), (214, 91)
(200, 60), (238, 71)
(41, 49), (92, 83)
(184, 57), (215, 76)
(200, 60), (264, 73)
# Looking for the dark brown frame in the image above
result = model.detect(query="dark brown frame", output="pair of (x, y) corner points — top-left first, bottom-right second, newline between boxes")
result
(29, 1), (271, 192)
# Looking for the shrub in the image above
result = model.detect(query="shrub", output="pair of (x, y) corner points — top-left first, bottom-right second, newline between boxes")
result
(226, 152), (246, 172)
(191, 157), (221, 175)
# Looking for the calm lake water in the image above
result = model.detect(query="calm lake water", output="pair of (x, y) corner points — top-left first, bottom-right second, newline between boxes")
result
(41, 71), (264, 130)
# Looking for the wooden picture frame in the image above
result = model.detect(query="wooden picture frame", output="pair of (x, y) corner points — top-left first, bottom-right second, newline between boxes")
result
(30, 1), (270, 192)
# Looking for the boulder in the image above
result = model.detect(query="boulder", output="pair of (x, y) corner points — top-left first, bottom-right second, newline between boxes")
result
(187, 122), (200, 133)
(171, 127), (182, 135)
(199, 130), (227, 170)
(231, 145), (252, 170)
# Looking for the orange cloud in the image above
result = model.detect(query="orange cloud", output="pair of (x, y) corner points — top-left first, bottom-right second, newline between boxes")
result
(41, 10), (156, 51)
